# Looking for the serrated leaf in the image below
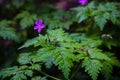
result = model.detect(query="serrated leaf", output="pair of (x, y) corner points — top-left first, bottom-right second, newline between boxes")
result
(31, 76), (47, 80)
(110, 10), (120, 24)
(15, 11), (37, 29)
(106, 53), (120, 67)
(101, 61), (113, 80)
(104, 40), (118, 49)
(53, 48), (74, 79)
(15, 11), (30, 19)
(17, 53), (32, 64)
(34, 35), (49, 47)
(19, 37), (39, 49)
(89, 49), (110, 60)
(30, 64), (41, 71)
(77, 52), (87, 60)
(78, 14), (88, 23)
(94, 16), (106, 31)
(0, 66), (19, 79)
(0, 20), (19, 41)
(82, 58), (102, 80)
(11, 73), (27, 80)
(75, 7), (89, 23)
(24, 70), (33, 77)
(32, 48), (54, 63)
(103, 12), (110, 19)
(44, 57), (53, 69)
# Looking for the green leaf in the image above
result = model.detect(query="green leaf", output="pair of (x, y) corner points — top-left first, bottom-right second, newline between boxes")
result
(17, 52), (32, 64)
(19, 37), (39, 49)
(103, 40), (118, 49)
(11, 73), (27, 80)
(32, 48), (54, 63)
(34, 35), (49, 47)
(24, 70), (33, 77)
(82, 58), (102, 80)
(0, 20), (19, 42)
(30, 64), (41, 71)
(75, 7), (89, 23)
(31, 76), (47, 80)
(81, 38), (102, 47)
(42, 10), (74, 30)
(89, 49), (110, 60)
(103, 12), (110, 20)
(53, 48), (74, 79)
(94, 16), (107, 31)
(77, 52), (87, 60)
(78, 14), (88, 23)
(15, 11), (37, 29)
(0, 66), (19, 79)
(106, 53), (120, 67)
(47, 29), (66, 42)
(101, 61), (113, 80)
(44, 57), (53, 69)
(110, 10), (120, 24)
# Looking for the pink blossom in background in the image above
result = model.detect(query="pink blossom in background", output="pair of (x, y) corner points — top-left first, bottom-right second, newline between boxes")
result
(0, 0), (4, 4)
(78, 0), (88, 5)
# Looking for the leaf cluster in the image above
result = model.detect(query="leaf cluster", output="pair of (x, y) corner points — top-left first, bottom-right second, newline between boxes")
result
(15, 11), (37, 29)
(74, 1), (120, 30)
(0, 20), (19, 42)
(1, 29), (119, 80)
(40, 10), (75, 30)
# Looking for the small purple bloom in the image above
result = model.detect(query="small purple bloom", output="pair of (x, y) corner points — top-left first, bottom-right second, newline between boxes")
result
(34, 20), (45, 33)
(81, 48), (84, 51)
(78, 0), (88, 5)
(87, 49), (91, 53)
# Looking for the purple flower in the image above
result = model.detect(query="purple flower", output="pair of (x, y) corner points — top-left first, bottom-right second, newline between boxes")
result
(87, 49), (91, 53)
(81, 48), (84, 51)
(78, 0), (88, 5)
(34, 20), (45, 33)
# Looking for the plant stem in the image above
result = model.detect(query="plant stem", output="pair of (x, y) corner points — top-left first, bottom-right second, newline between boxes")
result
(70, 63), (81, 80)
(39, 71), (61, 80)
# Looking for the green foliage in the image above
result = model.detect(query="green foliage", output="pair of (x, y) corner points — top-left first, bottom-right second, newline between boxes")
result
(15, 11), (37, 29)
(74, 1), (120, 30)
(40, 10), (75, 30)
(78, 48), (119, 80)
(82, 58), (103, 80)
(19, 37), (39, 49)
(53, 48), (74, 79)
(0, 1), (120, 80)
(0, 63), (42, 80)
(101, 60), (113, 80)
(0, 66), (33, 80)
(17, 52), (32, 65)
(76, 37), (120, 80)
(11, 0), (24, 9)
(30, 29), (78, 79)
(0, 20), (19, 41)
(31, 76), (47, 80)
(1, 29), (119, 80)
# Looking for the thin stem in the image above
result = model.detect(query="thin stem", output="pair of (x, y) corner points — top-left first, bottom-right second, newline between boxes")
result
(70, 63), (81, 80)
(39, 71), (61, 80)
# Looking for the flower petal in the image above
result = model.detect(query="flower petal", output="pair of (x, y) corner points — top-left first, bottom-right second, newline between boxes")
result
(40, 24), (45, 28)
(35, 20), (39, 25)
(39, 20), (43, 24)
(34, 26), (39, 30)
(37, 28), (42, 33)
(78, 0), (88, 5)
(35, 20), (43, 25)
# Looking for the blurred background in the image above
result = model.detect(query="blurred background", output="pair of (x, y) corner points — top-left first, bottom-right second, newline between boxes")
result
(0, 0), (120, 80)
